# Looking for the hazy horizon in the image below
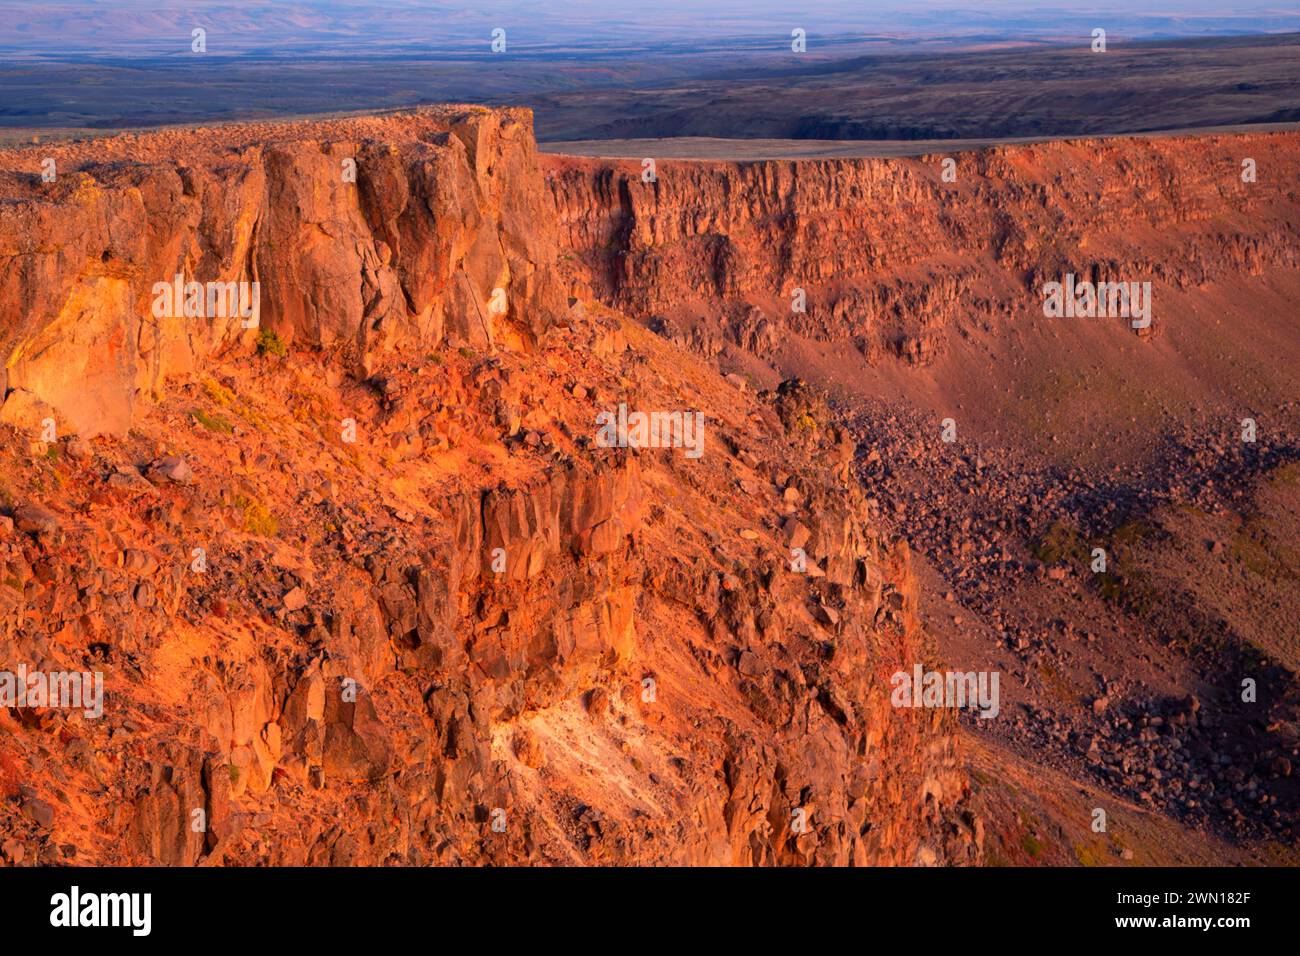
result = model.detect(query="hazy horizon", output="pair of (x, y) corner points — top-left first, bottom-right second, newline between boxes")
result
(2, 1), (1299, 61)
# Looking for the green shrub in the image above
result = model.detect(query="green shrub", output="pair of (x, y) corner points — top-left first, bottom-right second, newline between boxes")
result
(256, 328), (288, 358)
(1033, 519), (1088, 565)
(1020, 834), (1044, 858)
(194, 408), (234, 434)
(235, 494), (278, 536)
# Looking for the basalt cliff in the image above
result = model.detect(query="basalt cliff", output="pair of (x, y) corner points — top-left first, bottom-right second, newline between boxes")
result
(0, 108), (975, 866)
(545, 133), (1300, 365)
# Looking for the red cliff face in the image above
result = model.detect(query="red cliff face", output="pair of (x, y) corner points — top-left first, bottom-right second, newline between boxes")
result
(0, 109), (974, 866)
(544, 133), (1300, 364)
(0, 107), (566, 438)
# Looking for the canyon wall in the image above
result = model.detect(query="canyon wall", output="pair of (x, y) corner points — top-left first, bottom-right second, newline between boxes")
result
(7, 106), (1297, 868)
(544, 132), (1300, 364)
(0, 107), (565, 438)
(0, 109), (975, 866)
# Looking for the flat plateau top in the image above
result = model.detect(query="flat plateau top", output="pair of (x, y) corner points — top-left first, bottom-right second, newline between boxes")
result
(540, 122), (1300, 160)
(0, 105), (520, 161)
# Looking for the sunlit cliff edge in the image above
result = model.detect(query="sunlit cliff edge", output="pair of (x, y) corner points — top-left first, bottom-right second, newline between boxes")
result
(0, 108), (973, 865)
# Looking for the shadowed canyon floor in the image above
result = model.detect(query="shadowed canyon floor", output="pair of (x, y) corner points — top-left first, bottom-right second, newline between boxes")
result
(0, 107), (1296, 866)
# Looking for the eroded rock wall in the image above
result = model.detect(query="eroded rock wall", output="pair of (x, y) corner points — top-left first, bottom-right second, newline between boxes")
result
(0, 107), (565, 437)
(545, 132), (1300, 363)
(0, 110), (973, 867)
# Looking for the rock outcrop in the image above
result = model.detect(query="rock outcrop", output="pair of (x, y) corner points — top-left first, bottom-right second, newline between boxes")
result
(0, 109), (975, 866)
(0, 107), (565, 437)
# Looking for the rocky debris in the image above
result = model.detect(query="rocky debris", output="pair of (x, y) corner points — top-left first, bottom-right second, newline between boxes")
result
(282, 586), (308, 612)
(0, 290), (975, 870)
(21, 791), (54, 828)
(584, 687), (610, 717)
(147, 455), (193, 484)
(65, 436), (92, 461)
(107, 466), (159, 497)
(843, 396), (1300, 842)
(45, 106), (1290, 867)
(512, 729), (544, 768)
(13, 503), (59, 536)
